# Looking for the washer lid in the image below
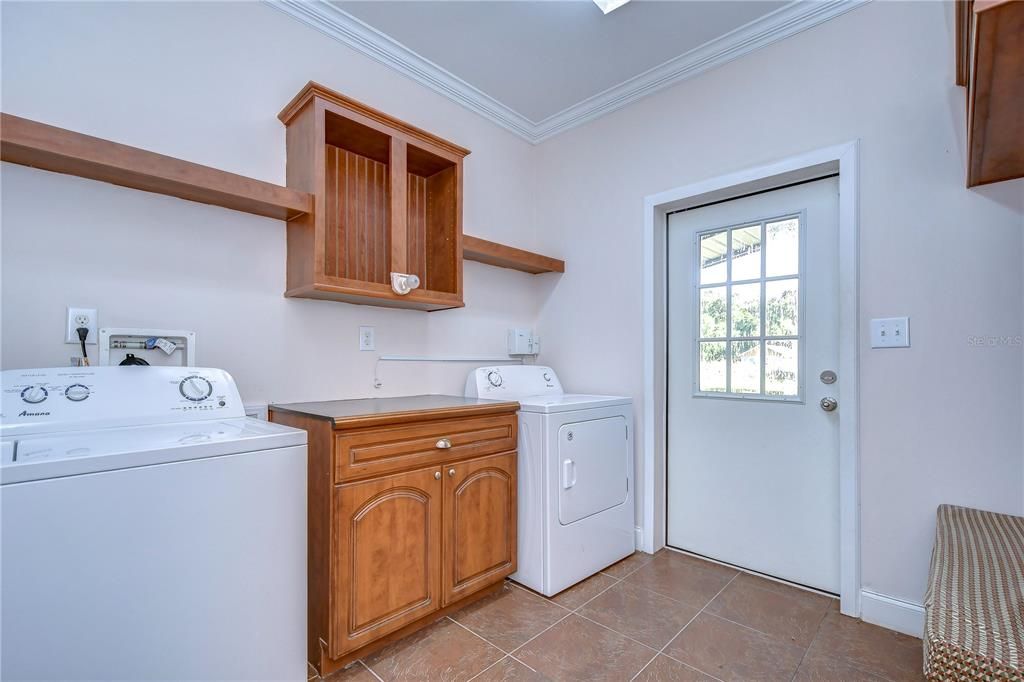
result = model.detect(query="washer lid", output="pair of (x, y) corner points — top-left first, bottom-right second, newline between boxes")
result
(517, 394), (632, 414)
(1, 417), (306, 484)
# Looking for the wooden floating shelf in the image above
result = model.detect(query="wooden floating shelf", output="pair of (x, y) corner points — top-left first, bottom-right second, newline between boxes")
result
(0, 113), (313, 221)
(462, 235), (564, 274)
(0, 112), (565, 281)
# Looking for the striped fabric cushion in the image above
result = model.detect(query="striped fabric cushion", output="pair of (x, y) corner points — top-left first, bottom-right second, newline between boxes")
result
(923, 504), (1024, 681)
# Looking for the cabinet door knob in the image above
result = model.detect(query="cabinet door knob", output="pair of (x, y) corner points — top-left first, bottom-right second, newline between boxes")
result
(434, 471), (442, 480)
(448, 468), (456, 477)
(436, 438), (452, 449)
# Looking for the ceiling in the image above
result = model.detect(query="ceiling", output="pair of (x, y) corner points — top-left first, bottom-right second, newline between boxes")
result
(336, 1), (787, 123)
(271, 0), (865, 142)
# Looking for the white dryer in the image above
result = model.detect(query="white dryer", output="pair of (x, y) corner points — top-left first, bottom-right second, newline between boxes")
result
(466, 366), (634, 596)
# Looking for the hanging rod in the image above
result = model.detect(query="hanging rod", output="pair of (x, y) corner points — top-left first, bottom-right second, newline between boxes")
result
(373, 354), (524, 389)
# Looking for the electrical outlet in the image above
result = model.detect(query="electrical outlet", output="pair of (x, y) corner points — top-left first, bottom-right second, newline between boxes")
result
(66, 307), (98, 345)
(359, 326), (376, 351)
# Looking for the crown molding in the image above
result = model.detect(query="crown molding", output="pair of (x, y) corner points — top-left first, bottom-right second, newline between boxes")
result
(266, 0), (868, 145)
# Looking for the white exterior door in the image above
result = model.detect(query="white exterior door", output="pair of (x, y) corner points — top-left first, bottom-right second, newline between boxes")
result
(666, 176), (840, 593)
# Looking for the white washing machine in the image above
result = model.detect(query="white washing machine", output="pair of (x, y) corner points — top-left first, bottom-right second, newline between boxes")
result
(466, 365), (634, 596)
(1, 366), (308, 681)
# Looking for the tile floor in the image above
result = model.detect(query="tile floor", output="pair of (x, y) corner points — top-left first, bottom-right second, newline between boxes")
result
(313, 550), (923, 682)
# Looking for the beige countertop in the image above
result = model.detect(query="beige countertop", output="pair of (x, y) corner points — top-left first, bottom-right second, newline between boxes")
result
(269, 394), (520, 427)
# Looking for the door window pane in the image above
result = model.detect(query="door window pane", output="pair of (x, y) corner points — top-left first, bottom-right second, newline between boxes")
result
(765, 218), (799, 277)
(730, 341), (761, 393)
(730, 225), (761, 281)
(699, 287), (727, 337)
(765, 340), (799, 396)
(694, 214), (802, 399)
(730, 283), (760, 337)
(698, 342), (727, 393)
(766, 278), (799, 336)
(699, 231), (728, 284)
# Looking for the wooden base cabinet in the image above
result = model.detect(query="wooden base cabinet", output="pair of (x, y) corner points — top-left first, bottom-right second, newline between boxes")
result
(444, 452), (517, 606)
(332, 466), (443, 657)
(268, 397), (519, 676)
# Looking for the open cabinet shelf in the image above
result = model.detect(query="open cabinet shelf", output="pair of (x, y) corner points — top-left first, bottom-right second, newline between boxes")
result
(279, 82), (469, 311)
(0, 113), (312, 220)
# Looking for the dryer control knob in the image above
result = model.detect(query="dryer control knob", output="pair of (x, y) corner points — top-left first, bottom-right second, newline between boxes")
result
(487, 370), (502, 387)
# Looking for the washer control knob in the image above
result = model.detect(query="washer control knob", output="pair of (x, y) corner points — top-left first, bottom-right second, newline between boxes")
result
(65, 384), (90, 402)
(179, 376), (213, 402)
(542, 372), (552, 382)
(487, 370), (502, 387)
(21, 385), (49, 404)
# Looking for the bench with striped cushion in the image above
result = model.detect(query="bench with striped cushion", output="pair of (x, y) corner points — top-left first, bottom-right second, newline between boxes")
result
(923, 504), (1024, 681)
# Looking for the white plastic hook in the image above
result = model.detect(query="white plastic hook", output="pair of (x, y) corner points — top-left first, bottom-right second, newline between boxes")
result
(390, 272), (421, 295)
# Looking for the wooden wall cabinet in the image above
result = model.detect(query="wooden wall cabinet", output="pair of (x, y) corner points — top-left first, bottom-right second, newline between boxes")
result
(279, 82), (470, 310)
(956, 0), (1024, 187)
(269, 397), (518, 676)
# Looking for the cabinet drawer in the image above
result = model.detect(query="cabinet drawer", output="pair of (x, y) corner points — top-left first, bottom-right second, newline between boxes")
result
(334, 414), (516, 482)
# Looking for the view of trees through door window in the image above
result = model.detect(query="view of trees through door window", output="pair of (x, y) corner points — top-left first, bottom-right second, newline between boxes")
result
(695, 216), (801, 398)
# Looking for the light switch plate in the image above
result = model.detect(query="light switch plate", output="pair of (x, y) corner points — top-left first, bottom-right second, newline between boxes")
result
(870, 317), (910, 348)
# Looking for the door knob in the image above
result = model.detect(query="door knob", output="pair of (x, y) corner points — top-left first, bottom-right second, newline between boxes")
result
(436, 438), (452, 449)
(820, 397), (838, 412)
(448, 468), (455, 477)
(434, 471), (441, 480)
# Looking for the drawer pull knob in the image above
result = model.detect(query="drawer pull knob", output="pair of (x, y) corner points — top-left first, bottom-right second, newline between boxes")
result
(436, 438), (452, 449)
(448, 468), (456, 477)
(434, 471), (442, 480)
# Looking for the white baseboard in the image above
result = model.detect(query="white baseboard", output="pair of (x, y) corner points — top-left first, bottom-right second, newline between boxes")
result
(860, 589), (924, 638)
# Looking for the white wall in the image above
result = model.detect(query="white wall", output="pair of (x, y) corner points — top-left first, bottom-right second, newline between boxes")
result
(4, 0), (1023, 623)
(0, 1), (557, 403)
(530, 0), (1024, 609)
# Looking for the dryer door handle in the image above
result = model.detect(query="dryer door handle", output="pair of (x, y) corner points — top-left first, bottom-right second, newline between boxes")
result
(562, 459), (577, 489)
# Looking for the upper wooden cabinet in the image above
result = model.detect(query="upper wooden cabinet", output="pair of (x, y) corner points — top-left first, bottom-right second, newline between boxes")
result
(279, 82), (470, 310)
(956, 0), (1024, 187)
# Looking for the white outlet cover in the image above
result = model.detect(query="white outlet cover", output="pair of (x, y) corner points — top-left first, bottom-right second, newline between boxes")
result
(66, 307), (98, 345)
(359, 326), (376, 351)
(870, 317), (910, 348)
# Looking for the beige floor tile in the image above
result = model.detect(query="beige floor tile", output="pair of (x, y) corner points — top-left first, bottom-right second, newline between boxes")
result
(471, 656), (548, 681)
(452, 583), (568, 652)
(625, 552), (737, 609)
(806, 611), (924, 681)
(363, 618), (503, 681)
(547, 572), (618, 610)
(514, 614), (656, 681)
(704, 572), (832, 647)
(793, 653), (888, 682)
(321, 661), (379, 681)
(600, 552), (655, 579)
(578, 581), (699, 649)
(634, 655), (718, 681)
(664, 613), (805, 682)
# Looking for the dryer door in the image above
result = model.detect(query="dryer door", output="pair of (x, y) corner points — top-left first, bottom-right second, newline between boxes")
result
(557, 416), (628, 525)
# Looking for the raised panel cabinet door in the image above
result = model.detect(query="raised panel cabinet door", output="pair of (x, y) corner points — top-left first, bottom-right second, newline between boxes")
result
(331, 467), (442, 657)
(442, 452), (517, 606)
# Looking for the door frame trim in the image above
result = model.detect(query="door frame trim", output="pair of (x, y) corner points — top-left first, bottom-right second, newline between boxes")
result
(641, 141), (861, 616)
